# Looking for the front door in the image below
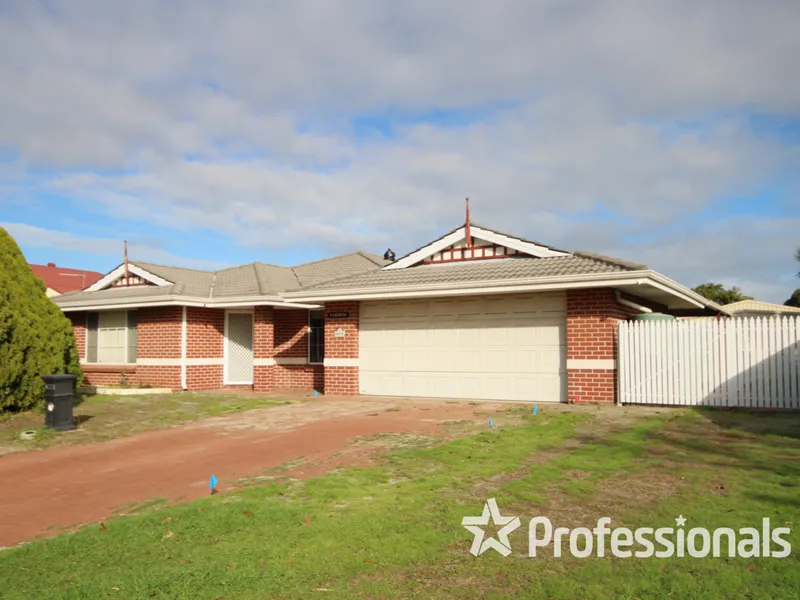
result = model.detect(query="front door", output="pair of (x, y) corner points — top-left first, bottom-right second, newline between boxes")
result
(225, 311), (254, 385)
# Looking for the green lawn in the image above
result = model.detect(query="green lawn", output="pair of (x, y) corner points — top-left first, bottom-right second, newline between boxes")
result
(2, 407), (798, 599)
(0, 392), (292, 454)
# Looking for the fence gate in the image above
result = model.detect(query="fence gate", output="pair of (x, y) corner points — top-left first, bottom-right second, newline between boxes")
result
(618, 317), (800, 408)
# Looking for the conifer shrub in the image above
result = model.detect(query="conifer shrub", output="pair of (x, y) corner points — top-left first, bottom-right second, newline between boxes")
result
(0, 228), (82, 411)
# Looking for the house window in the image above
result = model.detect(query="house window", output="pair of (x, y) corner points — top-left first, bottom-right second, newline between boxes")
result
(308, 310), (325, 364)
(86, 310), (138, 364)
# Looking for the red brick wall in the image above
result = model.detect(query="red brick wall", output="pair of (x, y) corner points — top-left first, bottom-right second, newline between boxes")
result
(568, 370), (617, 403)
(566, 288), (634, 403)
(186, 365), (223, 390)
(187, 307), (224, 359)
(66, 304), (355, 395)
(133, 365), (182, 390)
(184, 306), (225, 390)
(274, 365), (324, 391)
(70, 307), (183, 390)
(135, 307), (182, 389)
(82, 367), (142, 388)
(324, 301), (360, 395)
(254, 306), (275, 392)
(137, 307), (182, 359)
(271, 309), (324, 392)
(274, 309), (309, 358)
(68, 313), (86, 359)
(130, 307), (183, 389)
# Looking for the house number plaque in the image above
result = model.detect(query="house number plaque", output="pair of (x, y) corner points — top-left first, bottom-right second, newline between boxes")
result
(327, 311), (350, 319)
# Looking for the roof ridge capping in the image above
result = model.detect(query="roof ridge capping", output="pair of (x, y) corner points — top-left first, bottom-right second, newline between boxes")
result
(291, 250), (386, 269)
(356, 250), (390, 267)
(132, 260), (216, 273)
(572, 251), (648, 271)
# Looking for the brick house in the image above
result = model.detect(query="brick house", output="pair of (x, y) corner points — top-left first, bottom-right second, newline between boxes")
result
(29, 262), (103, 297)
(54, 222), (724, 402)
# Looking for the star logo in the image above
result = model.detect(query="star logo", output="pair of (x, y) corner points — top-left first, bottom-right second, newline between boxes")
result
(675, 515), (687, 527)
(462, 498), (521, 556)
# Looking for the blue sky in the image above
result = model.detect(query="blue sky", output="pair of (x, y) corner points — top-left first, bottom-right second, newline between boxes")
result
(1, 0), (798, 301)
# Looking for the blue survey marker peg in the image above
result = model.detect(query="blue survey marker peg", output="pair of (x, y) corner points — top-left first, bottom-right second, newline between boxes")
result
(489, 416), (494, 428)
(533, 404), (539, 415)
(210, 474), (218, 494)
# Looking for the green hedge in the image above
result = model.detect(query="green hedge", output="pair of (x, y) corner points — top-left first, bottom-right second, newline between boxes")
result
(0, 228), (82, 411)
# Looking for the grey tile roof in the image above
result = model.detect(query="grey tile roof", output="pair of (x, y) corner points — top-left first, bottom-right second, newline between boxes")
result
(293, 252), (387, 287)
(291, 253), (646, 293)
(212, 264), (266, 297)
(55, 251), (388, 306)
(57, 283), (178, 305)
(53, 223), (648, 307)
(135, 262), (215, 297)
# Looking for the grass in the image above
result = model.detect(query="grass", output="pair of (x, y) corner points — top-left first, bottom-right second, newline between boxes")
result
(1, 408), (799, 599)
(0, 392), (292, 454)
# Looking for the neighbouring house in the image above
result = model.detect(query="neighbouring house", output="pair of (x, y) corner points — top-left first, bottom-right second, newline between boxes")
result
(723, 299), (800, 318)
(53, 222), (725, 402)
(29, 262), (104, 297)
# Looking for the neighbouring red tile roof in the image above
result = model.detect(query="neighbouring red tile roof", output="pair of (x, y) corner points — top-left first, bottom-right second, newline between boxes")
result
(29, 263), (104, 294)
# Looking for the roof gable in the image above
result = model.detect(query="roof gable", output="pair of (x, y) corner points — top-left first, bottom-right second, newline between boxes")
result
(85, 262), (173, 292)
(383, 224), (570, 271)
(55, 250), (387, 308)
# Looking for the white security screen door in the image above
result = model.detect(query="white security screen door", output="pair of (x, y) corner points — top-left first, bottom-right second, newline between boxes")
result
(225, 311), (254, 384)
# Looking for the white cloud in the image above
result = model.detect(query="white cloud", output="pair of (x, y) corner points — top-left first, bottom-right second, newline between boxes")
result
(0, 222), (226, 269)
(0, 0), (798, 302)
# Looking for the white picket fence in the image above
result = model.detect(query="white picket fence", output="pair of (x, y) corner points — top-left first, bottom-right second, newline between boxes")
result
(618, 317), (800, 408)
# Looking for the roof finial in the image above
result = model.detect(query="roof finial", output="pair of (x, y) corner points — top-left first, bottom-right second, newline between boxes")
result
(465, 197), (472, 248)
(123, 240), (130, 284)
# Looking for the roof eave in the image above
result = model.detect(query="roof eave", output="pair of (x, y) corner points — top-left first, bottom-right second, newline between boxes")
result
(55, 294), (321, 312)
(644, 271), (731, 316)
(281, 271), (652, 301)
(280, 269), (730, 316)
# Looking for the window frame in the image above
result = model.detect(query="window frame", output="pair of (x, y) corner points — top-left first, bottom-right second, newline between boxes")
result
(308, 310), (325, 365)
(85, 309), (138, 365)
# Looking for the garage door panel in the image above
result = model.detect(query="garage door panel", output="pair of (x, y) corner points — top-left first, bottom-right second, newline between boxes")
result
(431, 300), (454, 316)
(359, 293), (567, 402)
(362, 369), (565, 402)
(456, 299), (481, 315)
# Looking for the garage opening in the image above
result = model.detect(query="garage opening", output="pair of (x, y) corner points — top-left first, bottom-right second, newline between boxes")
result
(359, 292), (567, 402)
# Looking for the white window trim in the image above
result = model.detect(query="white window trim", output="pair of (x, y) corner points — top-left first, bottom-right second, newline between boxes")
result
(223, 309), (255, 386)
(86, 309), (137, 366)
(308, 310), (325, 365)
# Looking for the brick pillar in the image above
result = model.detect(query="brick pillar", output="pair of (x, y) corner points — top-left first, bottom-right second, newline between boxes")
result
(323, 301), (359, 395)
(68, 312), (87, 360)
(253, 306), (275, 393)
(185, 307), (225, 391)
(566, 288), (631, 403)
(137, 307), (183, 390)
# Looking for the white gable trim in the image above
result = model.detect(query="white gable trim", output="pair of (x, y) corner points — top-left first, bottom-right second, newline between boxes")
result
(384, 225), (569, 270)
(384, 228), (465, 270)
(473, 227), (569, 258)
(85, 263), (172, 292)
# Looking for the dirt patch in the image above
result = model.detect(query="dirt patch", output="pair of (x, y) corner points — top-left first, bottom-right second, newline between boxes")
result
(352, 432), (441, 450)
(0, 397), (491, 546)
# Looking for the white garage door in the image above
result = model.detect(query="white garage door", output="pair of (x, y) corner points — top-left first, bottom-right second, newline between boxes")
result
(359, 292), (566, 402)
